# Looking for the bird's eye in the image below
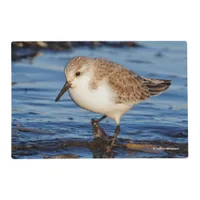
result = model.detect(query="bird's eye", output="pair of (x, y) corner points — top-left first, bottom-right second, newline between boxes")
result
(75, 72), (81, 76)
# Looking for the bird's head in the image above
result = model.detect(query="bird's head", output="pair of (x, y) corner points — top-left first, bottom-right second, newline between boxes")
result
(55, 56), (91, 102)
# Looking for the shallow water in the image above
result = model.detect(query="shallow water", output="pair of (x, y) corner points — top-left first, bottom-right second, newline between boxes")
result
(12, 41), (188, 158)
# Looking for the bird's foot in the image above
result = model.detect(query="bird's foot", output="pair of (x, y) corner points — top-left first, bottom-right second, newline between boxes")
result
(105, 143), (117, 153)
(106, 147), (112, 153)
(90, 118), (100, 126)
(91, 119), (109, 140)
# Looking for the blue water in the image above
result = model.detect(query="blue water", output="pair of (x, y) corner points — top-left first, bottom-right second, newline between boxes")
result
(12, 41), (188, 158)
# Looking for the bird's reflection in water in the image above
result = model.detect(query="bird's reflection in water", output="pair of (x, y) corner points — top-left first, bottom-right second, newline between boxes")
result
(90, 138), (118, 158)
(90, 118), (117, 158)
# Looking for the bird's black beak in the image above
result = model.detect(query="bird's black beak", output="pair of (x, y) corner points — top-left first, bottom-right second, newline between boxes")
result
(55, 81), (71, 102)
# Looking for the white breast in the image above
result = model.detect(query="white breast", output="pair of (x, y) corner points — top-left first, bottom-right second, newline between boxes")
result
(68, 73), (133, 124)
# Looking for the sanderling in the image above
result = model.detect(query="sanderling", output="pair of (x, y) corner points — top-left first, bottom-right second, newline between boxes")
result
(55, 56), (171, 150)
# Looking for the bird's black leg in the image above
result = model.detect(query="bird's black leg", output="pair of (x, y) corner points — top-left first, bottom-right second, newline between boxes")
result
(91, 115), (107, 124)
(96, 115), (107, 123)
(110, 125), (120, 148)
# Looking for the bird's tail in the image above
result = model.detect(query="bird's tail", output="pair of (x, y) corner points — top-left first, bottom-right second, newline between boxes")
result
(142, 77), (171, 96)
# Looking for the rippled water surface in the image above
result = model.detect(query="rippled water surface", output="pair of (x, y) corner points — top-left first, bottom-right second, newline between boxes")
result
(12, 42), (188, 158)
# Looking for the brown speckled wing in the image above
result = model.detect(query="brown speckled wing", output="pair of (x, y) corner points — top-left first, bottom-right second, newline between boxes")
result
(108, 69), (151, 104)
(89, 57), (171, 104)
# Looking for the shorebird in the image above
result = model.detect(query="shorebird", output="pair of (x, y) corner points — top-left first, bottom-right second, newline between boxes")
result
(55, 56), (171, 150)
